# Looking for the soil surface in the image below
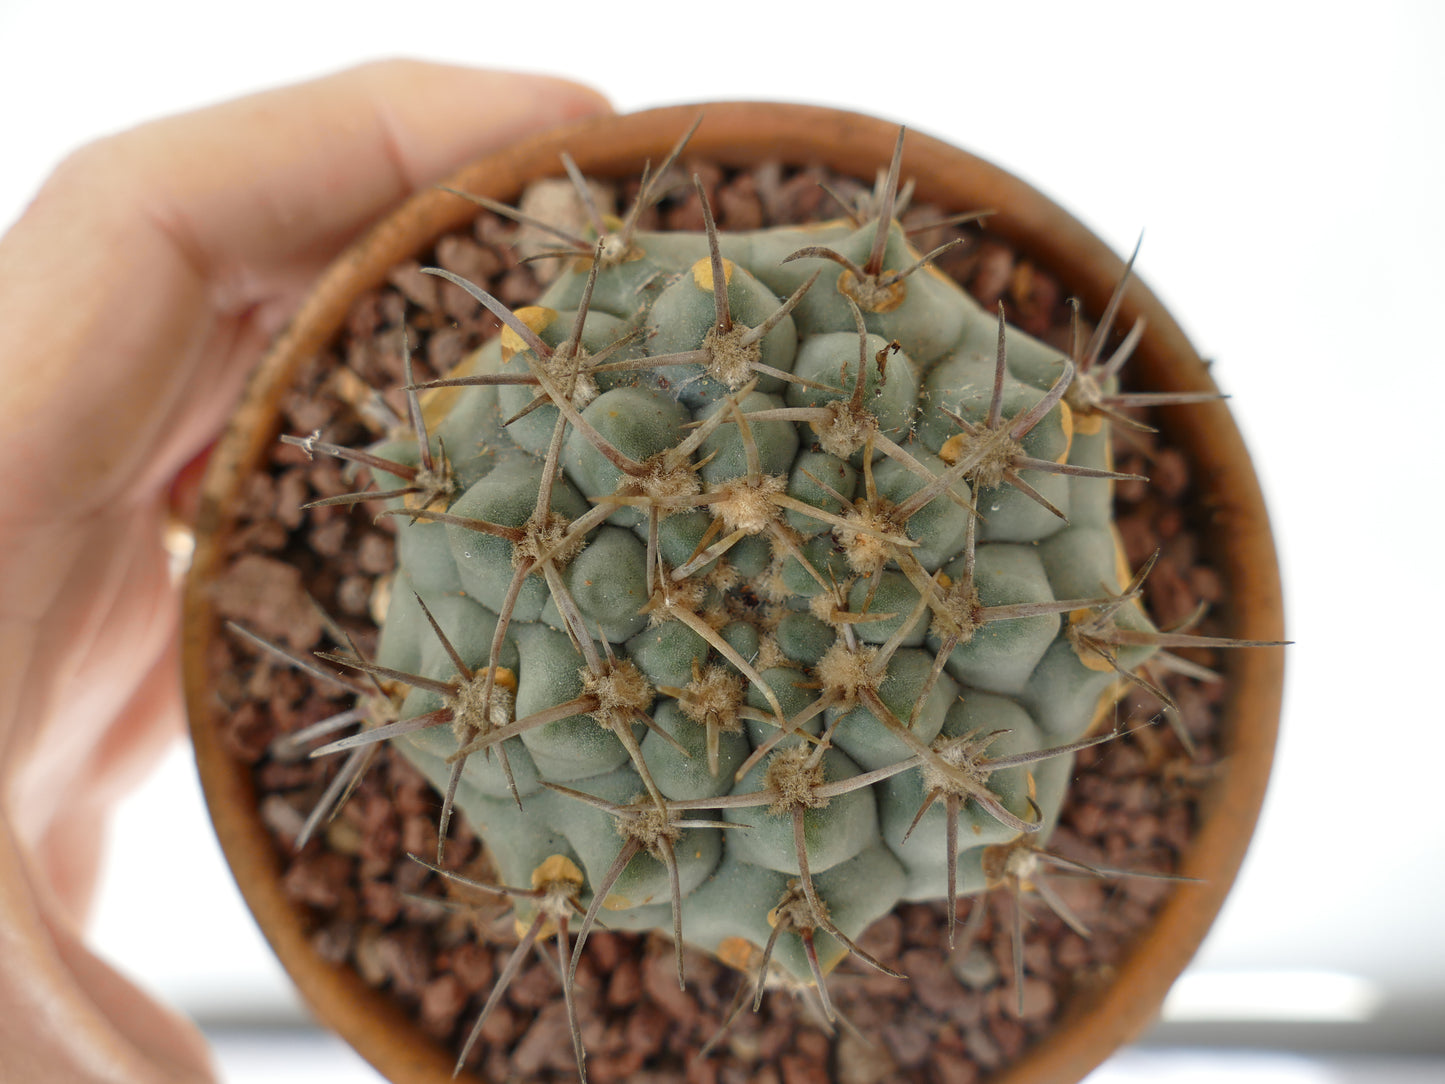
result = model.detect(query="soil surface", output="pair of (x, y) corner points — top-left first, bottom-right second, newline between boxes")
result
(204, 158), (1230, 1084)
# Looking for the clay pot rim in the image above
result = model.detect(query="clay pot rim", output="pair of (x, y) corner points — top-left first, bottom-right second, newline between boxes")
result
(182, 101), (1285, 1084)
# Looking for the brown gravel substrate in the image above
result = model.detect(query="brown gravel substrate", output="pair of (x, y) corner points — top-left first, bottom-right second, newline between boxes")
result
(204, 159), (1228, 1083)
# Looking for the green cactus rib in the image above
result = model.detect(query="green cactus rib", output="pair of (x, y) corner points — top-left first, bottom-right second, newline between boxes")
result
(253, 132), (1279, 1077)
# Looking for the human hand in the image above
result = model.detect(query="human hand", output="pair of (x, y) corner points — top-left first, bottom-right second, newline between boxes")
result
(0, 60), (610, 1084)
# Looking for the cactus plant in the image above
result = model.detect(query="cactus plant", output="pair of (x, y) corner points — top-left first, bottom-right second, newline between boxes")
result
(215, 117), (1283, 1081)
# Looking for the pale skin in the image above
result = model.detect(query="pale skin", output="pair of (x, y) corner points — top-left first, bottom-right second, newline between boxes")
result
(0, 60), (610, 1083)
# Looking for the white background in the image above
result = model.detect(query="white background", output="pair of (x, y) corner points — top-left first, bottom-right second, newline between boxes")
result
(3, 0), (1442, 1078)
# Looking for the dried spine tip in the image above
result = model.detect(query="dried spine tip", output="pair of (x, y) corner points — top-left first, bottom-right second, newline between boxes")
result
(532, 853), (587, 900)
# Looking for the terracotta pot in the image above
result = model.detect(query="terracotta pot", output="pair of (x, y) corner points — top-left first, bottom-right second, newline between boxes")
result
(182, 103), (1284, 1084)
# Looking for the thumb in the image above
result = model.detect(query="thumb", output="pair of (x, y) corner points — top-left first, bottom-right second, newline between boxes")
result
(0, 60), (612, 523)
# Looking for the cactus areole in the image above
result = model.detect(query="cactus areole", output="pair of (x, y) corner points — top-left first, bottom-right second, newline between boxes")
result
(187, 104), (1285, 1084)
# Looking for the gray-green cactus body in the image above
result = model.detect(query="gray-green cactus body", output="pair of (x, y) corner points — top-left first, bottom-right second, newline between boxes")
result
(370, 214), (1156, 984)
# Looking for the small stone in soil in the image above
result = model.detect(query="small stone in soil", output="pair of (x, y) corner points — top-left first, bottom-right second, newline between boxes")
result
(511, 1000), (576, 1075)
(832, 1030), (899, 1084)
(882, 1019), (933, 1069)
(931, 1048), (981, 1084)
(952, 943), (999, 990)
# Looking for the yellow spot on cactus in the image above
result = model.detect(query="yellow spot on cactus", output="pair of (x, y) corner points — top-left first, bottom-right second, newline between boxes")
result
(717, 936), (760, 973)
(419, 343), (488, 430)
(938, 433), (967, 466)
(935, 570), (953, 590)
(1110, 526), (1147, 614)
(1068, 609), (1118, 674)
(1074, 409), (1106, 437)
(488, 666), (518, 693)
(1055, 400), (1075, 464)
(691, 256), (734, 292)
(515, 912), (562, 941)
(601, 893), (632, 912)
(837, 267), (906, 313)
(1070, 530), (1150, 675)
(368, 571), (394, 629)
(530, 853), (585, 893)
(501, 306), (556, 362)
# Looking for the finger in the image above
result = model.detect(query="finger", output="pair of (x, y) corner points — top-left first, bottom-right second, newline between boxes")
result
(0, 61), (611, 522)
(104, 59), (613, 305)
(2, 503), (177, 831)
(0, 816), (215, 1084)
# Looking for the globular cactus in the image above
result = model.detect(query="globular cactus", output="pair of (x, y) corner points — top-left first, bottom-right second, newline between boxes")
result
(255, 128), (1265, 1077)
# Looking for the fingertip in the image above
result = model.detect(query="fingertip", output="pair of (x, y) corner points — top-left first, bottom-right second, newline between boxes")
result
(348, 57), (614, 166)
(531, 72), (615, 122)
